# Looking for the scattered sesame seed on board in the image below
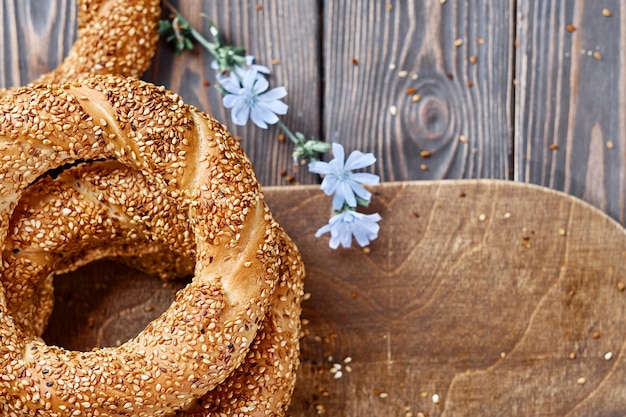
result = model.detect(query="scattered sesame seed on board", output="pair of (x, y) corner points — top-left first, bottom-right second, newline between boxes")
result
(459, 135), (469, 143)
(617, 282), (625, 292)
(569, 351), (577, 360)
(549, 143), (559, 150)
(577, 377), (586, 385)
(420, 150), (431, 158)
(390, 105), (398, 116)
(478, 213), (487, 222)
(398, 70), (408, 77)
(385, 3), (393, 11)
(593, 51), (602, 60)
(412, 94), (422, 103)
(602, 8), (612, 17)
(454, 38), (464, 47)
(420, 163), (429, 171)
(567, 24), (576, 32)
(604, 352), (613, 361)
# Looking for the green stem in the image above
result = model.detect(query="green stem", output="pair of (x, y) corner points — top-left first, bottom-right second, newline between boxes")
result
(277, 120), (300, 145)
(162, 0), (219, 56)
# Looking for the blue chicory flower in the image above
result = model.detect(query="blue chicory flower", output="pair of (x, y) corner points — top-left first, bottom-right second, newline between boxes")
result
(220, 68), (288, 128)
(308, 143), (380, 211)
(315, 210), (382, 249)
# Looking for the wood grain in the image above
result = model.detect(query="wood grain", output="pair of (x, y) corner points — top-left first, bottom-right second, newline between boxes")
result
(0, 0), (76, 88)
(322, 1), (514, 182)
(515, 0), (626, 224)
(44, 181), (626, 416)
(146, 0), (322, 186)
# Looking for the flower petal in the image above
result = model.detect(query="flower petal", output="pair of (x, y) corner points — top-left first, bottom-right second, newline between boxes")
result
(250, 106), (275, 128)
(241, 68), (259, 89)
(331, 143), (345, 169)
(319, 175), (339, 196)
(344, 150), (376, 170)
(252, 75), (269, 94)
(260, 86), (288, 101)
(257, 99), (288, 117)
(222, 94), (246, 109)
(248, 107), (269, 129)
(348, 181), (372, 201)
(308, 161), (333, 175)
(350, 172), (380, 185)
(231, 104), (251, 126)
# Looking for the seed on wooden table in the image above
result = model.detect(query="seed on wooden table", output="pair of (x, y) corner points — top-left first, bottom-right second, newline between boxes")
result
(406, 87), (416, 95)
(568, 351), (577, 360)
(617, 282), (625, 292)
(412, 94), (422, 103)
(459, 135), (469, 143)
(549, 143), (559, 150)
(604, 352), (613, 360)
(606, 140), (614, 149)
(398, 70), (408, 77)
(420, 164), (429, 171)
(454, 38), (463, 47)
(577, 377), (586, 385)
(602, 8), (612, 17)
(469, 55), (477, 64)
(558, 227), (566, 236)
(566, 24), (576, 32)
(592, 331), (601, 339)
(420, 150), (431, 158)
(476, 37), (485, 44)
(389, 105), (398, 116)
(593, 51), (602, 60)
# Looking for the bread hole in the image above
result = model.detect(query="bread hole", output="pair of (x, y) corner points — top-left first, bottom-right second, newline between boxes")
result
(42, 259), (192, 351)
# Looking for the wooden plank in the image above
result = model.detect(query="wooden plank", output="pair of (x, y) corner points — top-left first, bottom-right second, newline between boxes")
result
(44, 181), (626, 416)
(515, 0), (625, 224)
(0, 0), (77, 88)
(322, 1), (514, 182)
(146, 0), (322, 186)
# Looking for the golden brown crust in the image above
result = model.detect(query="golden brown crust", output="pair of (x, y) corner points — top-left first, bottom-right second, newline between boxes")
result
(0, 0), (160, 97)
(0, 75), (287, 416)
(6, 160), (304, 417)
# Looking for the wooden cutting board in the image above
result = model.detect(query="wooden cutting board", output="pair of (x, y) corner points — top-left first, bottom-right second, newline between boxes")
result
(43, 180), (626, 416)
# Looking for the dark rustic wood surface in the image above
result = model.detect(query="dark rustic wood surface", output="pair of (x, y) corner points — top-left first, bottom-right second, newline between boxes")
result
(44, 181), (626, 416)
(2, 1), (625, 222)
(3, 0), (626, 416)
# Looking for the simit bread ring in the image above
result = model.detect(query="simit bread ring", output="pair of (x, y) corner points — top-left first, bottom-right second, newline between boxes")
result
(0, 74), (287, 416)
(0, 0), (160, 97)
(7, 160), (304, 416)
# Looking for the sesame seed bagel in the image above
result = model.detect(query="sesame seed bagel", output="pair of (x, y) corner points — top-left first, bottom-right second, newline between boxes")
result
(5, 159), (304, 416)
(0, 74), (286, 416)
(0, 0), (160, 97)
